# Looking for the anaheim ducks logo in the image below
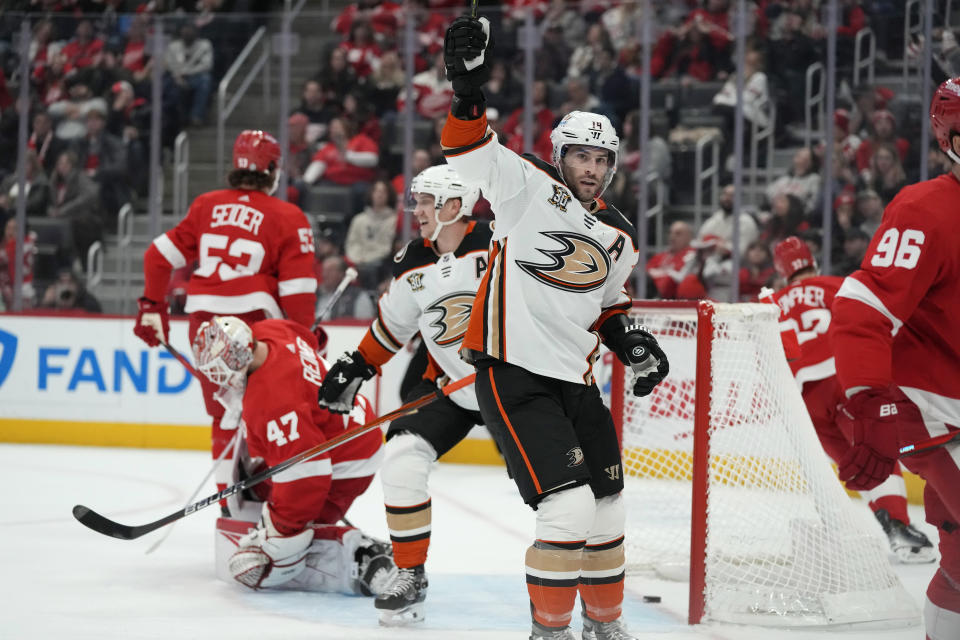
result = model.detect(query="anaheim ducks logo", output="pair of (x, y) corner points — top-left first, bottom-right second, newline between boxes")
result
(515, 231), (610, 292)
(425, 292), (475, 347)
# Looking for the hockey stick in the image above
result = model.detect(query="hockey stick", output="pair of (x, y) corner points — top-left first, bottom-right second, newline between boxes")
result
(899, 430), (960, 458)
(311, 266), (359, 331)
(143, 429), (241, 554)
(72, 373), (476, 541)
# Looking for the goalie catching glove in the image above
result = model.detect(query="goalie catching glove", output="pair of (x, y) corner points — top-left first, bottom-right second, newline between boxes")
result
(444, 15), (491, 119)
(133, 297), (169, 347)
(599, 314), (669, 397)
(317, 350), (377, 414)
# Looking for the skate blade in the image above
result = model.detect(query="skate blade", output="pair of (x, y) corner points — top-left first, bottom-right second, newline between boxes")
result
(377, 603), (425, 627)
(892, 546), (938, 564)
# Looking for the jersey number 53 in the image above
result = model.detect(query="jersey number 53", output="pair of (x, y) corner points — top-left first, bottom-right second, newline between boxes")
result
(195, 233), (266, 280)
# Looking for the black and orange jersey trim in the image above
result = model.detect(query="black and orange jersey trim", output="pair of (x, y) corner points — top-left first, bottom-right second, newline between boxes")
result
(391, 221), (492, 280)
(442, 132), (494, 158)
(462, 237), (507, 363)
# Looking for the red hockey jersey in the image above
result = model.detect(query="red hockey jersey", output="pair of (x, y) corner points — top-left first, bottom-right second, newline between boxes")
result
(771, 274), (843, 386)
(832, 172), (960, 423)
(243, 319), (382, 532)
(142, 188), (317, 327)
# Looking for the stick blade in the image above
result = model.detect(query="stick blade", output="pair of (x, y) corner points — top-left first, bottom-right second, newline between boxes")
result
(72, 504), (137, 540)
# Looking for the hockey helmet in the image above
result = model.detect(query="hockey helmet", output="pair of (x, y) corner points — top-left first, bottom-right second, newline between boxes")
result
(192, 316), (255, 388)
(550, 111), (619, 198)
(773, 236), (816, 280)
(930, 77), (960, 163)
(233, 130), (281, 174)
(409, 164), (480, 242)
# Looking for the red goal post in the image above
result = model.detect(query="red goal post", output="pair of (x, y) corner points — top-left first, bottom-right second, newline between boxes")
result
(608, 300), (918, 628)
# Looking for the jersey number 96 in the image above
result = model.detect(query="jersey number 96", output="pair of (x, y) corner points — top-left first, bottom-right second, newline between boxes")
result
(870, 228), (924, 270)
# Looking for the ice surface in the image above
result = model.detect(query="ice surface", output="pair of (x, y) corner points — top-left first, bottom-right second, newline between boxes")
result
(0, 444), (937, 639)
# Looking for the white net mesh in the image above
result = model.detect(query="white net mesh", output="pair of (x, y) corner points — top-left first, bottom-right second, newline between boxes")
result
(619, 302), (918, 627)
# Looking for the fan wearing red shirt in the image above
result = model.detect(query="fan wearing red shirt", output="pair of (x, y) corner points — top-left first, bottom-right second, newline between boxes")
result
(60, 20), (104, 74)
(133, 130), (318, 512)
(304, 117), (379, 187)
(768, 237), (934, 563)
(831, 78), (960, 640)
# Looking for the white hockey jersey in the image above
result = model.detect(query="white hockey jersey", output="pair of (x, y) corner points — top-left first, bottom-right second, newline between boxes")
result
(357, 221), (492, 411)
(442, 117), (638, 385)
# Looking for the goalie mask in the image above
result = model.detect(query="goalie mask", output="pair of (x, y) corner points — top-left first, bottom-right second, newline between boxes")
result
(550, 111), (619, 199)
(409, 165), (480, 242)
(192, 316), (255, 389)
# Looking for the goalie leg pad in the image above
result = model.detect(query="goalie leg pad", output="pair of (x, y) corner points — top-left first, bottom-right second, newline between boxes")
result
(228, 505), (314, 589)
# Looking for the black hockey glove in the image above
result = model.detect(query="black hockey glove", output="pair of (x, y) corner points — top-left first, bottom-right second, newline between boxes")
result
(318, 350), (377, 414)
(444, 15), (491, 120)
(599, 315), (669, 398)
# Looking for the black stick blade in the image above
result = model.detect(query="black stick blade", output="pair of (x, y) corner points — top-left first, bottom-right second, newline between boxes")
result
(73, 504), (138, 540)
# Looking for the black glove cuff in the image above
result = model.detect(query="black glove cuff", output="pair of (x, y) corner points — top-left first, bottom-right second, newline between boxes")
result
(349, 350), (378, 379)
(450, 92), (486, 121)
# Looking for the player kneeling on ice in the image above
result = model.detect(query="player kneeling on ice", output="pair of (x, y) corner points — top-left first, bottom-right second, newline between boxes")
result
(441, 14), (669, 640)
(191, 315), (395, 595)
(318, 164), (492, 625)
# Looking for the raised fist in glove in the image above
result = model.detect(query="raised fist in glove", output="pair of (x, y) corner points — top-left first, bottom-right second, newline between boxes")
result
(444, 16), (492, 96)
(229, 504), (314, 589)
(318, 350), (377, 414)
(836, 384), (921, 491)
(599, 315), (669, 397)
(133, 296), (169, 347)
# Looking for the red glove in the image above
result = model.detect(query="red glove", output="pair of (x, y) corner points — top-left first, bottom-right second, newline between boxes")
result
(313, 325), (329, 359)
(133, 297), (169, 347)
(836, 385), (922, 491)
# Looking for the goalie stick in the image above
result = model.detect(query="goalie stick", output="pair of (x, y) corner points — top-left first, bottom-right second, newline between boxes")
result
(72, 373), (476, 541)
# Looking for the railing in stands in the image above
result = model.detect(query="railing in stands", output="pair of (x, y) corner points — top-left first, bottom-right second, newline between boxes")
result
(86, 241), (103, 291)
(903, 0), (923, 94)
(747, 99), (775, 205)
(804, 62), (825, 149)
(116, 203), (134, 314)
(853, 27), (876, 87)
(693, 132), (720, 230)
(645, 171), (666, 247)
(173, 131), (190, 219)
(217, 26), (271, 179)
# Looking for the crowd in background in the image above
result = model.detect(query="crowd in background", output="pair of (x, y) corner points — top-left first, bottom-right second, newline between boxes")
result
(0, 0), (954, 315)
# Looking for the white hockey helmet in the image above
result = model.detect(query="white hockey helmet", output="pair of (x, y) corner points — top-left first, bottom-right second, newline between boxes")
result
(409, 164), (480, 241)
(192, 316), (254, 389)
(550, 111), (619, 198)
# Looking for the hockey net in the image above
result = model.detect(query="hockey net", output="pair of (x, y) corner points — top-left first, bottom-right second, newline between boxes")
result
(610, 301), (918, 627)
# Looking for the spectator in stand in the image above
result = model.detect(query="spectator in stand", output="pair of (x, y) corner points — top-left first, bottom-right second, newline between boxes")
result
(861, 143), (907, 205)
(831, 190), (859, 250)
(542, 0), (586, 47)
(855, 110), (909, 174)
(297, 79), (340, 143)
(646, 220), (694, 299)
(833, 108), (862, 165)
(835, 0), (868, 65)
(345, 179), (397, 288)
(0, 217), (37, 310)
(713, 48), (770, 170)
(677, 234), (734, 301)
(342, 90), (382, 143)
(600, 0), (642, 51)
(567, 22), (612, 80)
(535, 23), (572, 84)
(60, 20), (104, 75)
(559, 76), (601, 118)
(166, 24), (213, 127)
(28, 110), (66, 175)
(767, 9), (821, 136)
(316, 255), (375, 320)
(855, 188), (884, 238)
(40, 268), (102, 313)
(0, 152), (51, 219)
(588, 45), (634, 124)
(399, 53), (453, 120)
(286, 112), (315, 184)
(391, 147), (431, 206)
(651, 8), (731, 83)
(36, 46), (68, 108)
(927, 143), (952, 178)
(369, 50), (405, 117)
(48, 70), (108, 141)
(765, 147), (821, 214)
(831, 226), (870, 277)
(401, 0), (448, 64)
(738, 240), (775, 301)
(318, 47), (357, 103)
(698, 184), (759, 257)
(334, 0), (401, 42)
(339, 19), (382, 80)
(303, 117), (379, 216)
(120, 14), (152, 93)
(48, 150), (102, 260)
(760, 193), (809, 248)
(70, 106), (129, 219)
(108, 81), (149, 195)
(484, 60), (523, 117)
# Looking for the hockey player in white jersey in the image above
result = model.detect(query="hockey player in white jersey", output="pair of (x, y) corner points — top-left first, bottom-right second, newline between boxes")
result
(318, 164), (492, 626)
(441, 15), (668, 640)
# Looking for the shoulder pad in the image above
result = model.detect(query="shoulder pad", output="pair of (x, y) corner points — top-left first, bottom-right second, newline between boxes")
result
(392, 238), (437, 278)
(520, 153), (563, 184)
(456, 221), (494, 256)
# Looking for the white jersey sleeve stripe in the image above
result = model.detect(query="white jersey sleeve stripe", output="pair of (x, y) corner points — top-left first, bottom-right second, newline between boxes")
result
(836, 276), (904, 336)
(372, 318), (403, 352)
(278, 277), (318, 297)
(272, 458), (332, 483)
(153, 233), (187, 269)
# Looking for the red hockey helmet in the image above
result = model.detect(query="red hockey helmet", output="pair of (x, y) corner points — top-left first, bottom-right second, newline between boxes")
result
(930, 77), (960, 162)
(233, 130), (281, 173)
(773, 236), (815, 280)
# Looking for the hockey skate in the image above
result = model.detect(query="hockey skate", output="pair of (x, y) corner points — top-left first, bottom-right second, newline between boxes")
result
(355, 539), (396, 597)
(374, 564), (428, 626)
(875, 509), (937, 564)
(529, 620), (576, 640)
(581, 615), (637, 640)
